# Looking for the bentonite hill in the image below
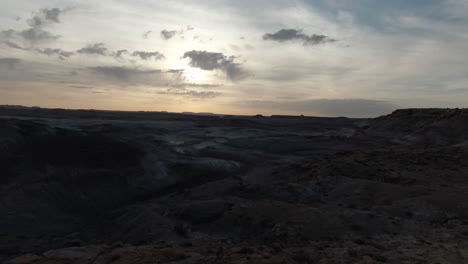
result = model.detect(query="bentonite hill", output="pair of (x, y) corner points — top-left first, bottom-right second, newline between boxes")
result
(1, 106), (468, 264)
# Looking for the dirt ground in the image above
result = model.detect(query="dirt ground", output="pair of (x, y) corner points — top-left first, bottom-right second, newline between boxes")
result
(1, 107), (468, 264)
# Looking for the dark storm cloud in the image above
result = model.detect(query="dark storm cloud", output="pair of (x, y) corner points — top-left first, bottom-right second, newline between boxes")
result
(37, 48), (75, 60)
(131, 51), (165, 60)
(238, 99), (397, 117)
(0, 58), (21, 68)
(182, 50), (248, 81)
(77, 43), (108, 56)
(5, 41), (29, 50)
(161, 30), (177, 40)
(263, 29), (336, 45)
(88, 66), (162, 80)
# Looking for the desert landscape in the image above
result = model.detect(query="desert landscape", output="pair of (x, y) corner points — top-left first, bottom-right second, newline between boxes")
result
(1, 106), (467, 264)
(2, 1), (468, 263)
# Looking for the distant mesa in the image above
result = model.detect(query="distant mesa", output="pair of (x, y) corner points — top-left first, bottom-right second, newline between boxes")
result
(182, 112), (218, 116)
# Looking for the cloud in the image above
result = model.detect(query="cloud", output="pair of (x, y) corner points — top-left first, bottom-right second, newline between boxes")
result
(158, 89), (221, 99)
(77, 43), (108, 56)
(27, 8), (63, 27)
(1, 29), (16, 38)
(182, 91), (220, 99)
(166, 69), (184, 73)
(131, 51), (165, 60)
(88, 66), (162, 80)
(1, 8), (64, 45)
(185, 83), (222, 88)
(77, 47), (164, 61)
(18, 28), (60, 43)
(230, 44), (240, 51)
(182, 50), (248, 81)
(245, 44), (255, 50)
(258, 65), (355, 83)
(237, 99), (398, 117)
(1, 28), (60, 45)
(37, 48), (75, 60)
(84, 66), (193, 88)
(44, 8), (62, 22)
(115, 49), (128, 57)
(5, 41), (29, 50)
(224, 63), (247, 81)
(85, 65), (223, 89)
(142, 30), (152, 39)
(0, 58), (21, 68)
(183, 51), (233, 71)
(69, 85), (94, 89)
(263, 29), (336, 45)
(161, 30), (177, 40)
(171, 83), (222, 88)
(113, 49), (129, 61)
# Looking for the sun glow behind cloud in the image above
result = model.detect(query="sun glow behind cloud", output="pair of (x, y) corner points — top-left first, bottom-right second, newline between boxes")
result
(1, 0), (468, 117)
(174, 57), (208, 83)
(184, 67), (206, 82)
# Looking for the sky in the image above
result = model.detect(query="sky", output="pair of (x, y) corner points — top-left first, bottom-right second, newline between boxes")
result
(1, 0), (468, 117)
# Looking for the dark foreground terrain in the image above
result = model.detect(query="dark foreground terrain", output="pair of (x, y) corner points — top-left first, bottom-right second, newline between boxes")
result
(1, 107), (468, 264)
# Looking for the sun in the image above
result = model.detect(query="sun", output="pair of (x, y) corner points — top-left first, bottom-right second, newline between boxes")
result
(183, 67), (206, 82)
(173, 58), (207, 83)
